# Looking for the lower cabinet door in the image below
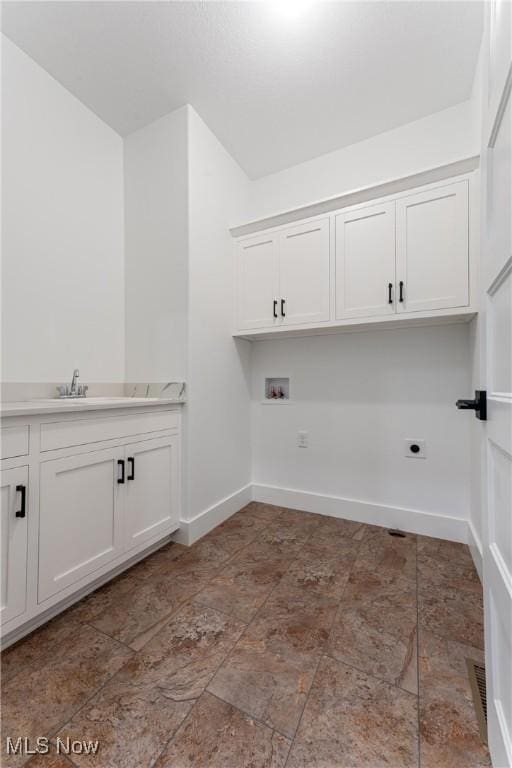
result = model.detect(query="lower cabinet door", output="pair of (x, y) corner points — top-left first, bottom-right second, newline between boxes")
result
(38, 447), (124, 602)
(124, 435), (180, 551)
(1, 466), (28, 624)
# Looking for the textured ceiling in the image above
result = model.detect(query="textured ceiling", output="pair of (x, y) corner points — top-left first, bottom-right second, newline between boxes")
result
(2, 1), (483, 178)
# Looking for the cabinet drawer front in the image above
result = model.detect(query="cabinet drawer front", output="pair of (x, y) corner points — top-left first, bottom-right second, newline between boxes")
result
(40, 410), (179, 452)
(38, 448), (123, 602)
(1, 425), (30, 460)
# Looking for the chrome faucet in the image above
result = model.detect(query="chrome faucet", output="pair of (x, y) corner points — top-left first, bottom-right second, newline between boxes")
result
(70, 368), (80, 395)
(56, 369), (88, 399)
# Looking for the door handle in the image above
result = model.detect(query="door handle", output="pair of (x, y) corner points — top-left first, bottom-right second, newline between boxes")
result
(273, 300), (278, 319)
(456, 390), (487, 421)
(388, 283), (393, 304)
(117, 459), (125, 484)
(399, 281), (404, 302)
(15, 485), (26, 518)
(281, 299), (286, 317)
(127, 457), (135, 481)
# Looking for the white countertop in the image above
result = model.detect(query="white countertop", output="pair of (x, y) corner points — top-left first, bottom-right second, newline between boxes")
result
(1, 396), (185, 418)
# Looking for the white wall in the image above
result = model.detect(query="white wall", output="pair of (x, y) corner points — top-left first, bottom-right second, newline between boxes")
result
(244, 98), (479, 538)
(2, 35), (477, 545)
(251, 325), (472, 525)
(124, 107), (188, 381)
(248, 101), (479, 222)
(186, 107), (252, 522)
(1, 36), (125, 382)
(121, 104), (252, 530)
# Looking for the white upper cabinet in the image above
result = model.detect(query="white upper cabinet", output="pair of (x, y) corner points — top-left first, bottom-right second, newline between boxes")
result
(1, 466), (28, 624)
(234, 175), (472, 337)
(237, 234), (278, 330)
(335, 203), (395, 320)
(395, 181), (469, 313)
(278, 219), (330, 326)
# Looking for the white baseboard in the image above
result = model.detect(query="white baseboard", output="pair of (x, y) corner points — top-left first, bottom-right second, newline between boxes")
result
(489, 698), (512, 768)
(467, 520), (483, 582)
(252, 483), (469, 543)
(171, 480), (471, 549)
(172, 483), (253, 546)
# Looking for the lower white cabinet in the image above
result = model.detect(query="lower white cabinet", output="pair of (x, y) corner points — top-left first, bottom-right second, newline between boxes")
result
(38, 447), (124, 602)
(0, 466), (28, 623)
(124, 435), (180, 551)
(0, 405), (182, 643)
(38, 435), (180, 603)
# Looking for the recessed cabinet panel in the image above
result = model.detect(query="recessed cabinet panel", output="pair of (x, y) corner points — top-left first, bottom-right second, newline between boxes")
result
(0, 466), (28, 624)
(278, 219), (330, 326)
(0, 425), (29, 460)
(41, 410), (179, 452)
(237, 235), (278, 330)
(38, 448), (123, 602)
(486, 94), (511, 286)
(335, 203), (396, 320)
(124, 435), (179, 551)
(396, 181), (469, 313)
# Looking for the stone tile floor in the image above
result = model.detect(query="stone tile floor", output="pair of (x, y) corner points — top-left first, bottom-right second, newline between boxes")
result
(1, 503), (490, 768)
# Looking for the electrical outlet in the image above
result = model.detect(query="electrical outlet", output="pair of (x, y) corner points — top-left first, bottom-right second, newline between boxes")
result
(297, 430), (309, 448)
(405, 439), (426, 458)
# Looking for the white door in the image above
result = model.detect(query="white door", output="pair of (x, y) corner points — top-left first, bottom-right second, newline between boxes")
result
(335, 202), (396, 320)
(278, 218), (330, 326)
(396, 181), (469, 313)
(237, 234), (278, 330)
(480, 3), (512, 766)
(0, 466), (28, 623)
(124, 435), (180, 551)
(38, 447), (123, 602)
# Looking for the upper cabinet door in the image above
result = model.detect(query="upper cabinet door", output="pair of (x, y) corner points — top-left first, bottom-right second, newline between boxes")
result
(124, 435), (180, 552)
(278, 218), (330, 326)
(237, 234), (278, 330)
(396, 181), (469, 314)
(1, 466), (28, 624)
(335, 203), (396, 320)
